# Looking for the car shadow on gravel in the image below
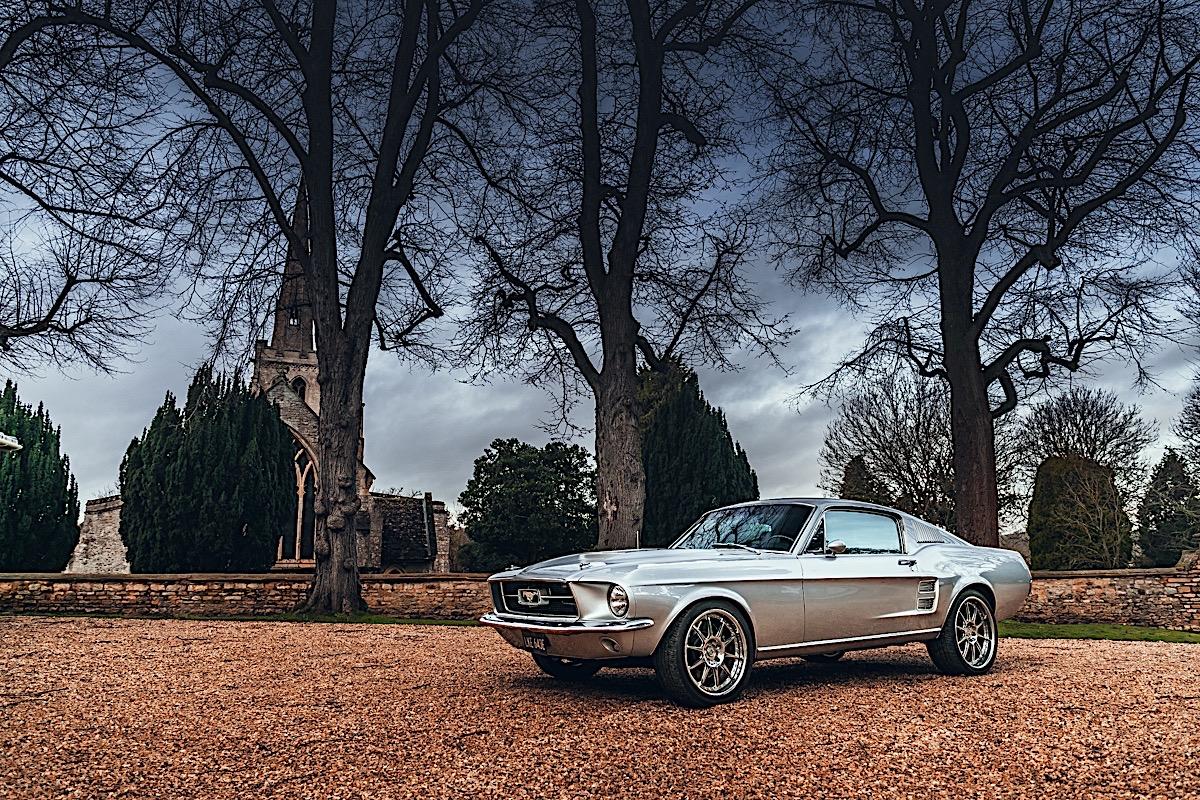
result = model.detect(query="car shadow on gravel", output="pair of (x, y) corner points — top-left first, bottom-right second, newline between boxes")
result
(504, 652), (1031, 706)
(508, 669), (668, 704)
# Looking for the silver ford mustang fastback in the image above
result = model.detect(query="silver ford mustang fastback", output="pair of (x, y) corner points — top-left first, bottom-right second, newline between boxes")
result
(481, 498), (1032, 707)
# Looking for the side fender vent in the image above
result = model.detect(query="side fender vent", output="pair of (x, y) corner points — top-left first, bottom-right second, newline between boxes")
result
(915, 579), (938, 612)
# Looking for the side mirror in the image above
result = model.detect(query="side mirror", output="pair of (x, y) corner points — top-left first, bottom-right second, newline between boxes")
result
(825, 540), (847, 557)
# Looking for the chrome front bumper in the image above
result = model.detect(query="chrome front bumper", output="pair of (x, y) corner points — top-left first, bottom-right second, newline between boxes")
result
(480, 612), (655, 659)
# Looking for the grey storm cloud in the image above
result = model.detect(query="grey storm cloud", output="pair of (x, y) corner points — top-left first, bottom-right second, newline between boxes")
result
(8, 275), (1197, 517)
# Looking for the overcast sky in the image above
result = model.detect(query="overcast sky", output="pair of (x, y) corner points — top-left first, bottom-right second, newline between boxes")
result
(6, 270), (1197, 516)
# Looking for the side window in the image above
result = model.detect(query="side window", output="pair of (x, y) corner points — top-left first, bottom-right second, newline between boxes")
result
(804, 522), (825, 554)
(823, 510), (902, 555)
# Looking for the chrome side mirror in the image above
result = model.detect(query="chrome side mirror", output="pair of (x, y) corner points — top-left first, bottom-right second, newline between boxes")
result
(824, 539), (847, 557)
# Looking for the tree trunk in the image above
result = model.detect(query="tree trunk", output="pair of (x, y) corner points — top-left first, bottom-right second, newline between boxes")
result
(300, 334), (368, 614)
(594, 311), (645, 550)
(937, 239), (1001, 548)
(943, 330), (1001, 548)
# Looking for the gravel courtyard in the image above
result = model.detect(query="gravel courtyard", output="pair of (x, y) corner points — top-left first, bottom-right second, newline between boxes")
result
(1, 616), (1197, 799)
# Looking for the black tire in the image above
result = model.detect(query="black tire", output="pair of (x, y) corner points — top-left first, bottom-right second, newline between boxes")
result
(654, 599), (755, 708)
(927, 588), (998, 676)
(802, 650), (845, 663)
(531, 653), (602, 681)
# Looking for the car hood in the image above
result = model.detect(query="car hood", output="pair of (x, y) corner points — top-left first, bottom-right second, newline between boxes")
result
(496, 547), (775, 583)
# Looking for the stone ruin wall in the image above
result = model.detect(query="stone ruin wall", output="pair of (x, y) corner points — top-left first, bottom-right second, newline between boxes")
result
(64, 496), (130, 575)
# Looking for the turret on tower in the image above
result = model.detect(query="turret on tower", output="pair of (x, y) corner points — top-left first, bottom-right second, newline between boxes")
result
(268, 185), (316, 356)
(253, 186), (320, 414)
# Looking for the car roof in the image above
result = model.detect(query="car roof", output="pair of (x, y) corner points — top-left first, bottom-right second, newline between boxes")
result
(708, 497), (969, 545)
(717, 497), (901, 514)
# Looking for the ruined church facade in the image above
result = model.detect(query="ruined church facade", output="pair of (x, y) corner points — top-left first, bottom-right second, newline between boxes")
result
(67, 198), (451, 574)
(251, 197), (451, 573)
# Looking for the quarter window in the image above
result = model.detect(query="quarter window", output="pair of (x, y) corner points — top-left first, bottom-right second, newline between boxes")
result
(821, 510), (902, 554)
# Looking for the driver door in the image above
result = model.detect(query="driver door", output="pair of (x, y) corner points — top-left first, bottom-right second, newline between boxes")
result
(799, 508), (930, 642)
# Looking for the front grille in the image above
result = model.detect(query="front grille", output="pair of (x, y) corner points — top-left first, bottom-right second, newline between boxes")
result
(498, 581), (578, 618)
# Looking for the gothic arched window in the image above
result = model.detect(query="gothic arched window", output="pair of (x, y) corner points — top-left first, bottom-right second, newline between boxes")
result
(279, 446), (316, 562)
(291, 377), (307, 403)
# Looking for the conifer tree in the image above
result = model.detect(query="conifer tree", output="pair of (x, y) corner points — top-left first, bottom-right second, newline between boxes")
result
(0, 381), (80, 571)
(839, 455), (892, 506)
(120, 366), (295, 572)
(639, 367), (759, 547)
(1137, 450), (1200, 567)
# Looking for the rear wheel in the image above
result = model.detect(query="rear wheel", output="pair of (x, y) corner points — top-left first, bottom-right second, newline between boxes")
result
(531, 653), (602, 681)
(927, 589), (997, 675)
(654, 600), (754, 708)
(802, 650), (844, 663)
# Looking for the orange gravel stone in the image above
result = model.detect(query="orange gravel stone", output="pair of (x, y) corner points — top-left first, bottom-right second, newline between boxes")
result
(1, 616), (1198, 799)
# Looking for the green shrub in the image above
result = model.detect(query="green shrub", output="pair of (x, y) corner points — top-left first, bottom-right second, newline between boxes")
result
(1028, 456), (1131, 570)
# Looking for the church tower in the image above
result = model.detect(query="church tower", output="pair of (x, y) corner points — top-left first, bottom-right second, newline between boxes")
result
(254, 187), (320, 415)
(253, 187), (332, 567)
(250, 186), (447, 573)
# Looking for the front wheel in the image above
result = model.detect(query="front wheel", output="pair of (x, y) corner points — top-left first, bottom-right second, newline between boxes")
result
(654, 600), (754, 708)
(927, 589), (998, 676)
(531, 653), (602, 681)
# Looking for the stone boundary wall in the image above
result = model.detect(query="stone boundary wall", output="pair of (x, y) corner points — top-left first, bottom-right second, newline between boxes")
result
(0, 573), (494, 620)
(1014, 551), (1200, 633)
(3, 554), (1200, 631)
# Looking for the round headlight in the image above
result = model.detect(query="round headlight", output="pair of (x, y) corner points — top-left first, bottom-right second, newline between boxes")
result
(608, 584), (629, 617)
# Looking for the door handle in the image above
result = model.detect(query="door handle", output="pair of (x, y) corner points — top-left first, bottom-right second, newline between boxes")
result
(898, 559), (917, 567)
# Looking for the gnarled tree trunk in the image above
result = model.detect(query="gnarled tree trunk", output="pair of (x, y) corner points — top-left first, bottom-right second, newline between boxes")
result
(594, 306), (644, 550)
(594, 377), (644, 550)
(301, 331), (369, 614)
(941, 258), (1000, 548)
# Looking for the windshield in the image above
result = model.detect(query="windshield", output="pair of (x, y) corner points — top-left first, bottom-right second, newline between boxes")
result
(671, 504), (814, 552)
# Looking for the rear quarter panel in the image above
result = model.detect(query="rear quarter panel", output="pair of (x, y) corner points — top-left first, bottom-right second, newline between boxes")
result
(924, 544), (1032, 621)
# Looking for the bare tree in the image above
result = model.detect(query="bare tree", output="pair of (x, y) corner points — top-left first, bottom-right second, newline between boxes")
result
(819, 368), (1021, 530)
(457, 0), (789, 549)
(0, 9), (177, 371)
(1173, 374), (1200, 472)
(768, 0), (1200, 546)
(1, 0), (487, 611)
(1016, 385), (1156, 502)
(0, 228), (168, 372)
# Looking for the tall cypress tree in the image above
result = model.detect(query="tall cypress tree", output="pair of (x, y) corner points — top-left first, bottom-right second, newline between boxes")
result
(1137, 449), (1200, 567)
(120, 366), (295, 572)
(640, 366), (759, 547)
(0, 381), (80, 571)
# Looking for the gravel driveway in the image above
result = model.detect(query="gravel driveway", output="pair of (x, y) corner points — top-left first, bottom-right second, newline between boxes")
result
(1, 616), (1197, 799)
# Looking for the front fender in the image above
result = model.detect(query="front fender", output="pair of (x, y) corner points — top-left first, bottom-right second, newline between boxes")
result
(628, 583), (760, 656)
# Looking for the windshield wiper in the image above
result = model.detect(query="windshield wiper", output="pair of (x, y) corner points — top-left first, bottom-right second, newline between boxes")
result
(712, 542), (762, 554)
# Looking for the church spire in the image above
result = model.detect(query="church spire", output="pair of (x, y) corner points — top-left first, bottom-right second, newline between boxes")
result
(268, 184), (315, 353)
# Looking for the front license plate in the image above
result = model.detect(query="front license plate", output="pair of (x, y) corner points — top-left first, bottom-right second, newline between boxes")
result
(522, 633), (549, 652)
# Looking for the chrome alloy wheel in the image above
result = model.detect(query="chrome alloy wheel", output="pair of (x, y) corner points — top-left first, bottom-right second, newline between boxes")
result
(954, 596), (996, 669)
(683, 608), (748, 696)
